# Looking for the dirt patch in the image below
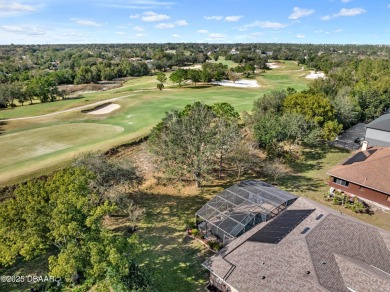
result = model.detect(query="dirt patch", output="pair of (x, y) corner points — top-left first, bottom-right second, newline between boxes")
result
(58, 81), (122, 97)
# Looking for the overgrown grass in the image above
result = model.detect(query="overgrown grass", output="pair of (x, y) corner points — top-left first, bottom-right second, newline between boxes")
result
(129, 190), (214, 291)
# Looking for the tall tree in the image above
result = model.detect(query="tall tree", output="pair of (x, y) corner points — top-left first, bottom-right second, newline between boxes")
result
(211, 103), (241, 178)
(26, 76), (60, 103)
(169, 69), (187, 87)
(149, 102), (217, 187)
(156, 72), (167, 90)
(188, 69), (201, 86)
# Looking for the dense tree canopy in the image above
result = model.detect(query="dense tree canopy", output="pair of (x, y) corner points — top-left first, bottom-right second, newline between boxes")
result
(0, 155), (149, 290)
(149, 102), (243, 186)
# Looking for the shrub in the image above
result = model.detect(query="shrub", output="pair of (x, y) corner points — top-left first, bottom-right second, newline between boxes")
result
(191, 228), (199, 237)
(346, 197), (369, 213)
(327, 190), (370, 214)
(207, 240), (222, 251)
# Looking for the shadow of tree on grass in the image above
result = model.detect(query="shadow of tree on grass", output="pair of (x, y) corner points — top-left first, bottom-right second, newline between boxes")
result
(0, 120), (7, 135)
(127, 191), (212, 292)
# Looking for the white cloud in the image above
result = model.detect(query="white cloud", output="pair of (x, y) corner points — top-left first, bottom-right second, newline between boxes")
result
(242, 21), (288, 29)
(337, 8), (366, 16)
(116, 31), (126, 35)
(70, 18), (103, 27)
(175, 20), (188, 26)
(251, 32), (264, 36)
(103, 1), (175, 10)
(207, 33), (226, 41)
(130, 14), (140, 19)
(225, 15), (243, 22)
(141, 11), (170, 22)
(136, 33), (146, 37)
(296, 34), (306, 38)
(1, 25), (45, 35)
(204, 16), (223, 20)
(155, 22), (175, 29)
(341, 0), (352, 3)
(133, 26), (144, 31)
(0, 1), (40, 16)
(321, 7), (366, 20)
(288, 7), (315, 19)
(334, 28), (343, 33)
(197, 29), (209, 34)
(172, 33), (180, 38)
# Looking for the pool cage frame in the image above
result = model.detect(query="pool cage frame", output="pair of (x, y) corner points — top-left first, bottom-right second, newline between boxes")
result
(195, 180), (297, 245)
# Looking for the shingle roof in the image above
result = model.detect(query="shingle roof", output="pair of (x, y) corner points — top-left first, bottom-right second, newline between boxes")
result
(204, 197), (390, 292)
(327, 147), (390, 195)
(366, 113), (390, 132)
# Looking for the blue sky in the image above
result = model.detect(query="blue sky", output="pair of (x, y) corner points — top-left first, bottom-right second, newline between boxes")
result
(0, 0), (390, 44)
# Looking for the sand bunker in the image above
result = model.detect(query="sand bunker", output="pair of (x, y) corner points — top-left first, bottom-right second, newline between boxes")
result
(86, 103), (121, 115)
(266, 62), (282, 69)
(305, 71), (325, 79)
(211, 79), (260, 88)
(181, 64), (202, 69)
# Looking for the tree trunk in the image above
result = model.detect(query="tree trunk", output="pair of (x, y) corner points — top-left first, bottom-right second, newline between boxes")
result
(219, 153), (223, 179)
(195, 172), (201, 188)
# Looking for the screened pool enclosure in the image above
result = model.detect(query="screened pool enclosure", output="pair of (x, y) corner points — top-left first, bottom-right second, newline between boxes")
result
(195, 180), (298, 245)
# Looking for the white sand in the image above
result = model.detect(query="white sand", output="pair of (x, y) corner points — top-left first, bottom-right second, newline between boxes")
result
(211, 79), (260, 88)
(86, 103), (121, 115)
(305, 71), (325, 79)
(181, 64), (202, 69)
(266, 62), (282, 69)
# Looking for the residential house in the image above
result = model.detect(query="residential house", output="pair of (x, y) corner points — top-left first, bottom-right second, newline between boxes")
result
(364, 113), (390, 147)
(204, 196), (390, 292)
(327, 147), (390, 208)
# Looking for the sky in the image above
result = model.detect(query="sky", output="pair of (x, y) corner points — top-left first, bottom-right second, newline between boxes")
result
(1, 0), (390, 45)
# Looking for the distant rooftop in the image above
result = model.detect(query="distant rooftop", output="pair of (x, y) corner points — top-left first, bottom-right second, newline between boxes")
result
(204, 197), (390, 292)
(366, 113), (390, 132)
(327, 147), (390, 195)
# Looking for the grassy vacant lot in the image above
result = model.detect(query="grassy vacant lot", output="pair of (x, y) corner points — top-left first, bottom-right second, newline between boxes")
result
(0, 61), (310, 186)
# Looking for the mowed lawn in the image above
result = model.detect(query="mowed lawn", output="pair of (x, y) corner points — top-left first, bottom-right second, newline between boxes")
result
(0, 64), (311, 185)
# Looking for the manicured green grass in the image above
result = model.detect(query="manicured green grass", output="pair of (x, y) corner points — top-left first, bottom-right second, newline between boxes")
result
(0, 123), (123, 168)
(208, 56), (239, 68)
(0, 63), (312, 186)
(257, 60), (308, 91)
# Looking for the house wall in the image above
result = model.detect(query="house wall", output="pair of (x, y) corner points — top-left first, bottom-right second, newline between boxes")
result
(365, 128), (390, 147)
(209, 273), (237, 292)
(329, 177), (390, 207)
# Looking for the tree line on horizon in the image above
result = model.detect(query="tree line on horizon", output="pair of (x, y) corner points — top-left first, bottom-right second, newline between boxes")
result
(1, 42), (390, 122)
